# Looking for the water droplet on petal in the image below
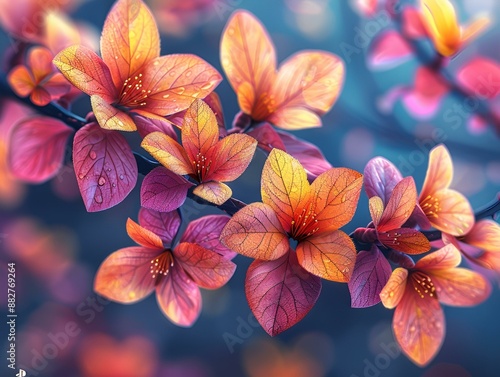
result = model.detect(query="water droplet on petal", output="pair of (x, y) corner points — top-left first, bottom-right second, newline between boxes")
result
(341, 194), (347, 203)
(78, 174), (84, 180)
(185, 70), (192, 77)
(410, 326), (416, 332)
(201, 82), (213, 90)
(95, 195), (103, 204)
(112, 183), (116, 187)
(119, 174), (124, 180)
(89, 151), (97, 160)
(98, 177), (106, 186)
(169, 71), (176, 77)
(162, 94), (170, 99)
(174, 87), (185, 95)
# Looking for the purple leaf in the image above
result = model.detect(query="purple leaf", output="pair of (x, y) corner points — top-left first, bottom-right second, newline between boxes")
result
(348, 246), (392, 308)
(181, 215), (237, 260)
(364, 157), (403, 205)
(245, 251), (321, 336)
(248, 123), (286, 152)
(368, 30), (413, 70)
(138, 208), (181, 245)
(278, 130), (332, 180)
(8, 116), (73, 183)
(133, 114), (178, 140)
(73, 122), (138, 212)
(141, 166), (193, 212)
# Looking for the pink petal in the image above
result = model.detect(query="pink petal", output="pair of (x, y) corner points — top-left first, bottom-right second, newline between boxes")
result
(457, 57), (500, 99)
(181, 215), (236, 260)
(368, 30), (413, 70)
(245, 251), (322, 336)
(73, 122), (138, 212)
(156, 263), (202, 327)
(173, 242), (236, 289)
(348, 246), (392, 308)
(138, 208), (181, 245)
(364, 157), (403, 205)
(8, 116), (73, 183)
(277, 130), (332, 180)
(247, 123), (286, 152)
(140, 166), (193, 212)
(402, 91), (443, 120)
(402, 7), (428, 39)
(133, 114), (178, 140)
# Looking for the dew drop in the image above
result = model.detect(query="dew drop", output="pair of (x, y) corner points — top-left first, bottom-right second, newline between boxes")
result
(174, 87), (185, 95)
(135, 53), (142, 60)
(78, 174), (84, 180)
(89, 151), (97, 160)
(112, 183), (116, 187)
(98, 177), (106, 186)
(409, 326), (416, 332)
(169, 71), (176, 77)
(185, 70), (192, 77)
(162, 94), (170, 99)
(119, 174), (124, 180)
(341, 194), (347, 203)
(95, 195), (103, 204)
(174, 106), (180, 112)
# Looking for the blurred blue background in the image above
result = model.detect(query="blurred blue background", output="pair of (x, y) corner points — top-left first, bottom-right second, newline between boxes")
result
(1, 0), (499, 376)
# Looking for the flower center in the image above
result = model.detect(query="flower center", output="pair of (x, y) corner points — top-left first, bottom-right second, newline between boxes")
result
(119, 73), (151, 108)
(290, 203), (320, 241)
(150, 251), (174, 282)
(411, 271), (437, 299)
(192, 152), (212, 182)
(420, 194), (440, 219)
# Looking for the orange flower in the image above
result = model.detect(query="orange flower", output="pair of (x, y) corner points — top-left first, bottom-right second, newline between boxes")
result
(221, 148), (363, 282)
(418, 144), (474, 236)
(443, 219), (500, 272)
(94, 212), (236, 326)
(53, 0), (221, 132)
(220, 10), (344, 130)
(8, 47), (71, 106)
(420, 0), (489, 56)
(380, 244), (490, 366)
(141, 99), (257, 205)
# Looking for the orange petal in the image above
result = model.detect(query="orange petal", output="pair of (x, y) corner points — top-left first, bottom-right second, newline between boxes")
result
(126, 218), (164, 250)
(309, 167), (363, 232)
(193, 181), (232, 205)
(430, 268), (491, 307)
(267, 107), (322, 130)
(378, 177), (417, 232)
(139, 54), (222, 116)
(465, 220), (500, 271)
(421, 0), (461, 56)
(220, 202), (289, 261)
(28, 47), (54, 82)
(272, 51), (344, 121)
(7, 65), (35, 97)
(44, 12), (81, 54)
(181, 99), (219, 163)
(419, 144), (453, 200)
(220, 10), (276, 117)
(141, 131), (193, 175)
(30, 87), (52, 106)
(53, 45), (117, 102)
(369, 196), (384, 227)
(380, 268), (409, 309)
(393, 288), (445, 366)
(464, 219), (500, 254)
(296, 230), (356, 282)
(415, 244), (461, 271)
(91, 95), (137, 131)
(261, 149), (310, 232)
(461, 16), (490, 46)
(155, 262), (201, 327)
(207, 134), (257, 182)
(420, 188), (474, 236)
(94, 246), (160, 303)
(379, 228), (431, 254)
(101, 0), (160, 88)
(173, 242), (236, 289)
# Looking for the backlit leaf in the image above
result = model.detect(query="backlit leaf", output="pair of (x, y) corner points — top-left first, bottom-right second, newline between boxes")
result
(138, 208), (181, 245)
(193, 181), (232, 205)
(245, 251), (321, 336)
(378, 228), (431, 254)
(126, 218), (164, 250)
(141, 131), (193, 175)
(364, 157), (403, 205)
(73, 122), (138, 212)
(377, 177), (417, 232)
(8, 116), (72, 183)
